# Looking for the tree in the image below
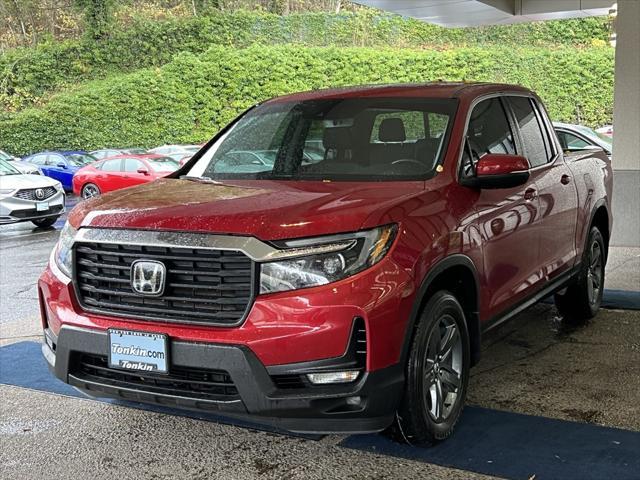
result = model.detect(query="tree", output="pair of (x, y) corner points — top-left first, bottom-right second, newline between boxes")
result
(73, 0), (115, 39)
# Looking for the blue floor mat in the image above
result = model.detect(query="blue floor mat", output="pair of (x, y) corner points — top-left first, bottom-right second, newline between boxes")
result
(341, 406), (640, 480)
(3, 340), (640, 480)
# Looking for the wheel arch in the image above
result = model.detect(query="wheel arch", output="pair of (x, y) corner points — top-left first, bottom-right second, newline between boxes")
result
(589, 202), (610, 261)
(402, 255), (482, 367)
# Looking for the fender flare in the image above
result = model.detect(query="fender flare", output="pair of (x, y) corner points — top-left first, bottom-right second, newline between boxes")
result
(400, 254), (482, 367)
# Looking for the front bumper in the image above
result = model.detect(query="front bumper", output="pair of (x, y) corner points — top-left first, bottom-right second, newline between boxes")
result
(43, 326), (403, 434)
(0, 191), (65, 224)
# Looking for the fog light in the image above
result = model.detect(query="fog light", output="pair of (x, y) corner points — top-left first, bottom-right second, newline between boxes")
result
(346, 396), (362, 406)
(306, 370), (360, 384)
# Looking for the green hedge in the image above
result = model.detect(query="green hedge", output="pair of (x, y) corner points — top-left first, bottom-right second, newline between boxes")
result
(0, 11), (611, 111)
(0, 44), (614, 156)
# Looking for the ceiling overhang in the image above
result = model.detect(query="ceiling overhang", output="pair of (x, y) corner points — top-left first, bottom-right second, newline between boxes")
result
(354, 0), (614, 27)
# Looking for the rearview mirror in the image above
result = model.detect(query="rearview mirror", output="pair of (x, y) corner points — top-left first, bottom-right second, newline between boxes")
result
(461, 154), (530, 189)
(137, 167), (150, 175)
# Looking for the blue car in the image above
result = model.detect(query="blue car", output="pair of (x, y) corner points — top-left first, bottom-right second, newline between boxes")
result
(22, 151), (97, 191)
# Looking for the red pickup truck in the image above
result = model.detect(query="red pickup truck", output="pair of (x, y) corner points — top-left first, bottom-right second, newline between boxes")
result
(40, 83), (612, 444)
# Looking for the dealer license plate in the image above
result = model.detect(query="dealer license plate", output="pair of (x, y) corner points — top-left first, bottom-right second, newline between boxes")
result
(36, 202), (49, 211)
(108, 329), (168, 373)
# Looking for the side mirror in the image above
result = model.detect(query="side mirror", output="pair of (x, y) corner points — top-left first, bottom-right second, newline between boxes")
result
(57, 162), (67, 169)
(462, 154), (530, 189)
(137, 167), (150, 175)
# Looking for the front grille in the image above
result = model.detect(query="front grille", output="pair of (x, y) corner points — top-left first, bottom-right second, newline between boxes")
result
(74, 242), (254, 326)
(14, 186), (57, 201)
(71, 353), (240, 401)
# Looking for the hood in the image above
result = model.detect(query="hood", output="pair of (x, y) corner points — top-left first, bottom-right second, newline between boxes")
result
(0, 173), (61, 190)
(69, 178), (425, 240)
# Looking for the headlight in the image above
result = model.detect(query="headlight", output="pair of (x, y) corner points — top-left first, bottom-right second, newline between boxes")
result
(260, 224), (397, 294)
(54, 221), (77, 278)
(0, 188), (16, 196)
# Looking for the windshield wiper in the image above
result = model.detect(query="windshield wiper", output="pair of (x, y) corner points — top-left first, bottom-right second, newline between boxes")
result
(179, 175), (216, 183)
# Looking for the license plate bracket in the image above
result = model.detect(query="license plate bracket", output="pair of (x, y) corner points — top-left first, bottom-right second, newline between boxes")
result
(36, 202), (49, 212)
(108, 329), (168, 373)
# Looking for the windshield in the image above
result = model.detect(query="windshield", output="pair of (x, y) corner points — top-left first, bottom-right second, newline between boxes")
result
(187, 98), (457, 181)
(150, 157), (180, 172)
(0, 159), (20, 175)
(66, 154), (96, 166)
(0, 150), (12, 161)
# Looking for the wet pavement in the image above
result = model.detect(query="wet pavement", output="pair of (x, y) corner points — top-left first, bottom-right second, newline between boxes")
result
(1, 196), (639, 479)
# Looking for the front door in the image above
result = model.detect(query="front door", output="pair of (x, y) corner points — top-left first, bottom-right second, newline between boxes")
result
(463, 97), (543, 320)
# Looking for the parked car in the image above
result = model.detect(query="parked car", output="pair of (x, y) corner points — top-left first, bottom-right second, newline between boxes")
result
(22, 151), (96, 191)
(554, 122), (612, 159)
(90, 148), (147, 160)
(595, 125), (613, 137)
(0, 149), (42, 175)
(0, 159), (65, 227)
(148, 144), (201, 156)
(72, 154), (180, 199)
(41, 83), (612, 444)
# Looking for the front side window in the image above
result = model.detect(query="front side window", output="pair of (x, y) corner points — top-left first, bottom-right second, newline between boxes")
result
(123, 158), (145, 172)
(461, 97), (516, 177)
(100, 159), (123, 172)
(187, 98), (457, 181)
(508, 96), (552, 167)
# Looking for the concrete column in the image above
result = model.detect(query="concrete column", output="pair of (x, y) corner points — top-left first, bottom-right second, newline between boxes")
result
(611, 0), (640, 246)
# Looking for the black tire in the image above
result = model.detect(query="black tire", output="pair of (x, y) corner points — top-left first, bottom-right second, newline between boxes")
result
(387, 291), (470, 445)
(32, 216), (59, 228)
(554, 226), (606, 322)
(81, 183), (100, 199)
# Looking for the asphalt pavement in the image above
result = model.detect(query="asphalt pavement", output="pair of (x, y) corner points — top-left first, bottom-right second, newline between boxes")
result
(1, 196), (640, 479)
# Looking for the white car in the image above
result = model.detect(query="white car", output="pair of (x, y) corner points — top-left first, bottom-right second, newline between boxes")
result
(148, 144), (201, 156)
(0, 149), (42, 175)
(0, 159), (65, 227)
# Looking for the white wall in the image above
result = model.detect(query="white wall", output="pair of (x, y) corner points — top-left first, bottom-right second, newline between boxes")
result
(611, 0), (640, 246)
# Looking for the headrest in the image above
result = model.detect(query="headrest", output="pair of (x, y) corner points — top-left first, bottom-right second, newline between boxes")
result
(378, 118), (406, 142)
(323, 127), (352, 149)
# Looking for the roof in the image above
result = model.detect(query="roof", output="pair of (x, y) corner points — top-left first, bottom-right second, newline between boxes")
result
(266, 82), (533, 104)
(99, 153), (170, 161)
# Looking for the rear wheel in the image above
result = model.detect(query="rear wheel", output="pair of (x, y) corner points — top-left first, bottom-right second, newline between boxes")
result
(81, 183), (100, 199)
(555, 226), (605, 322)
(388, 291), (470, 445)
(31, 216), (58, 228)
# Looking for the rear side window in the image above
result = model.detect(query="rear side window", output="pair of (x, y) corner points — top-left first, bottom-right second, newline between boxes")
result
(30, 154), (47, 165)
(508, 96), (552, 167)
(556, 130), (591, 151)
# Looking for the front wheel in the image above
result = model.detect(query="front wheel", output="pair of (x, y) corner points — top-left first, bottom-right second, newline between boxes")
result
(388, 291), (470, 445)
(81, 183), (100, 199)
(31, 216), (59, 228)
(555, 226), (606, 322)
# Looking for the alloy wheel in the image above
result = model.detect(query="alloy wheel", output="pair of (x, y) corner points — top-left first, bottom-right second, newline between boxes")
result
(587, 240), (603, 305)
(423, 315), (463, 422)
(82, 184), (100, 199)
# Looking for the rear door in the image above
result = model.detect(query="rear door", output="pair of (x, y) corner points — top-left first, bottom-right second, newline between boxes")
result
(506, 96), (579, 281)
(463, 96), (542, 319)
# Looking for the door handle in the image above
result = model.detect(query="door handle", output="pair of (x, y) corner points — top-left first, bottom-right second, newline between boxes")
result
(524, 188), (537, 201)
(561, 174), (571, 185)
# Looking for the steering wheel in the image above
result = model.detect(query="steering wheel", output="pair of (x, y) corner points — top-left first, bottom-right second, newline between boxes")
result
(391, 158), (424, 167)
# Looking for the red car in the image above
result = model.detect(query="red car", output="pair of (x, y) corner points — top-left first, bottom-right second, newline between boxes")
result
(41, 83), (612, 443)
(72, 154), (180, 199)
